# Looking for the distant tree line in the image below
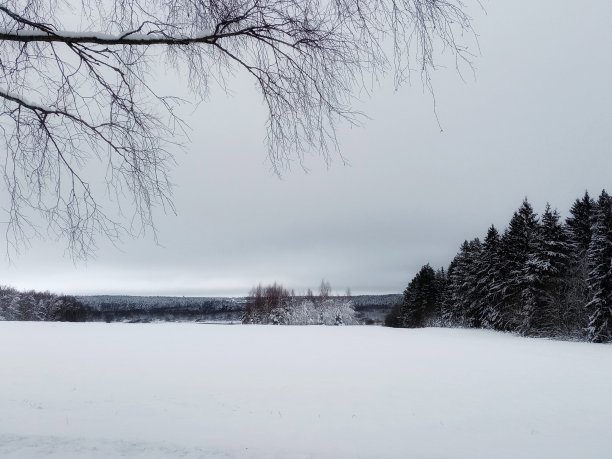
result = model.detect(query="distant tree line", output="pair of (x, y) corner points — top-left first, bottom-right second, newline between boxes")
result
(80, 295), (245, 323)
(0, 286), (87, 321)
(0, 286), (395, 324)
(243, 281), (358, 325)
(386, 190), (612, 343)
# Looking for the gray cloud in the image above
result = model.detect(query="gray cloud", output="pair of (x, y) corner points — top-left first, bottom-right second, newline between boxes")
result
(3, 0), (612, 296)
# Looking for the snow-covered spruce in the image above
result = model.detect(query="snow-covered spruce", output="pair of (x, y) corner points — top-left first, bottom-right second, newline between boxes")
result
(388, 189), (612, 343)
(586, 190), (612, 342)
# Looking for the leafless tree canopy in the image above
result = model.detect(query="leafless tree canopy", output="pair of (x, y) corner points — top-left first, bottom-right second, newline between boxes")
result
(0, 0), (475, 258)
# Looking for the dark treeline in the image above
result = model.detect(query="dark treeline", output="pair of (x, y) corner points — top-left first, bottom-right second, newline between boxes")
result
(79, 295), (245, 323)
(0, 286), (87, 322)
(80, 293), (397, 324)
(0, 289), (397, 324)
(386, 190), (612, 343)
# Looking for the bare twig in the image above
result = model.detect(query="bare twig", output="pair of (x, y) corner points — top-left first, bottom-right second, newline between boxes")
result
(0, 0), (476, 258)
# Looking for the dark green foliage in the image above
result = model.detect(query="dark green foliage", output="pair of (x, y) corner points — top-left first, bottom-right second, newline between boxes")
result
(384, 301), (403, 328)
(387, 191), (609, 343)
(442, 239), (482, 327)
(566, 191), (596, 256)
(476, 225), (504, 330)
(564, 191), (596, 333)
(586, 190), (612, 342)
(520, 204), (570, 336)
(433, 267), (447, 320)
(500, 199), (540, 331)
(400, 264), (443, 328)
(52, 296), (88, 322)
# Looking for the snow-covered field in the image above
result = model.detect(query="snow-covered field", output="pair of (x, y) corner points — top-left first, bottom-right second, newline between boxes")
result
(0, 323), (610, 458)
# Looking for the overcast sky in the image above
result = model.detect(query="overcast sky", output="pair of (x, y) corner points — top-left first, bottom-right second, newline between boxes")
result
(2, 0), (612, 297)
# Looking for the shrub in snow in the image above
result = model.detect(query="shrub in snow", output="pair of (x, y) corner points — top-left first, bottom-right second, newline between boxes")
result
(242, 283), (291, 324)
(242, 283), (358, 325)
(274, 298), (359, 326)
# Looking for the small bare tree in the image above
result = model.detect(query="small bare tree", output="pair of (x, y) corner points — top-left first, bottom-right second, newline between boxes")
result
(243, 281), (291, 323)
(319, 279), (331, 298)
(0, 0), (476, 257)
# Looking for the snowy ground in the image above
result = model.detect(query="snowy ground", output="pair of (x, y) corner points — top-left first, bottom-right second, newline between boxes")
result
(0, 323), (610, 458)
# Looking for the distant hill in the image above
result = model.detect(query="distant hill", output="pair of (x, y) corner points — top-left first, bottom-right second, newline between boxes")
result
(77, 294), (401, 324)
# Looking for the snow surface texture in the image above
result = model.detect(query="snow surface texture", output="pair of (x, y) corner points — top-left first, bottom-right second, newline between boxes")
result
(0, 323), (610, 458)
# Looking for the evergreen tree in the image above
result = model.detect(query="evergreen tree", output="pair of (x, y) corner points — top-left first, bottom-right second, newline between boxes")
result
(389, 189), (611, 342)
(499, 199), (540, 331)
(564, 191), (596, 334)
(520, 204), (570, 336)
(442, 239), (482, 327)
(474, 225), (504, 329)
(441, 258), (459, 325)
(586, 190), (612, 343)
(384, 301), (403, 328)
(401, 264), (441, 328)
(433, 267), (448, 325)
(442, 243), (467, 326)
(566, 191), (596, 255)
(463, 239), (484, 327)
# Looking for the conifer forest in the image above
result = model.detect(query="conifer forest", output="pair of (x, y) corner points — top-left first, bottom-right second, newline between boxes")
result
(385, 190), (612, 343)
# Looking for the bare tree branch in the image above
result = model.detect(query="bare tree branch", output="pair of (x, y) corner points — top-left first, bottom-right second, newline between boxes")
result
(0, 0), (477, 258)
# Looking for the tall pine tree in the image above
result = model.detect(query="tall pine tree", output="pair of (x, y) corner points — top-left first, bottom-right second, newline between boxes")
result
(520, 204), (570, 336)
(499, 199), (540, 332)
(474, 225), (504, 330)
(400, 264), (441, 328)
(586, 190), (612, 343)
(442, 239), (482, 327)
(565, 191), (596, 334)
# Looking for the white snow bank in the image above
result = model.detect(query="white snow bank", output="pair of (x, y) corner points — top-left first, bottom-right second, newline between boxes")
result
(0, 323), (610, 458)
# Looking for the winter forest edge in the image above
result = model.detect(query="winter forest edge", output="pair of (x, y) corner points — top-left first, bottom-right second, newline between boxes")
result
(2, 189), (612, 344)
(385, 189), (612, 343)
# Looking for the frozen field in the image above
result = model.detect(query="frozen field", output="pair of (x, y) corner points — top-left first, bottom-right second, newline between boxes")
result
(0, 323), (610, 458)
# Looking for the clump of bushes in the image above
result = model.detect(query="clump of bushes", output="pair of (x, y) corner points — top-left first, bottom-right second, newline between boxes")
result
(243, 281), (358, 325)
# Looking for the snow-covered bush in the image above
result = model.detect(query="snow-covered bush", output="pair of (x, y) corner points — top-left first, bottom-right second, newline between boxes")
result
(285, 298), (359, 325)
(244, 290), (358, 326)
(242, 283), (291, 324)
